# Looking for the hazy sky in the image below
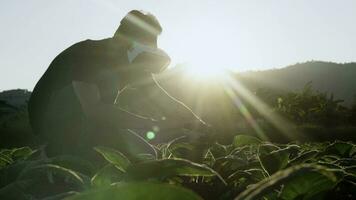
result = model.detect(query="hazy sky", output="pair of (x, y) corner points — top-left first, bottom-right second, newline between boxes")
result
(1, 0), (355, 91)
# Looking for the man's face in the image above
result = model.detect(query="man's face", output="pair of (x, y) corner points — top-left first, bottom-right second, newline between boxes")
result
(127, 40), (171, 75)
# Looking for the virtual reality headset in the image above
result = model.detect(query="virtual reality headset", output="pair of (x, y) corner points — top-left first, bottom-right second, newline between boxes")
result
(127, 41), (171, 73)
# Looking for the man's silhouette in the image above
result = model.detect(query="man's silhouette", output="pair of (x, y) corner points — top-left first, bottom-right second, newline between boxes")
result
(28, 10), (205, 159)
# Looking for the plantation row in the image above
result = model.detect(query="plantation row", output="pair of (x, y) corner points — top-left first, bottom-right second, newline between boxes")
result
(0, 135), (355, 200)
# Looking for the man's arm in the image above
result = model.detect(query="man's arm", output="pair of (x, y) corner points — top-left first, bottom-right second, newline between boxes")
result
(72, 81), (155, 130)
(149, 74), (207, 126)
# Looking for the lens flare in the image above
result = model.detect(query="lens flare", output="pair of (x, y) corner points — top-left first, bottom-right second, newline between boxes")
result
(224, 85), (268, 140)
(223, 74), (299, 140)
(146, 131), (156, 140)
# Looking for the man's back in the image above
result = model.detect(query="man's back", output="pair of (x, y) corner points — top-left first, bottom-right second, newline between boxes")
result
(28, 38), (128, 152)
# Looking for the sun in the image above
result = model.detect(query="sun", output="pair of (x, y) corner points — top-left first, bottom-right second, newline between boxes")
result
(182, 64), (228, 81)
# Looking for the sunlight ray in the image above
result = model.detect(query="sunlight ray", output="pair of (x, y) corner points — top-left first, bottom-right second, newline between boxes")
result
(223, 85), (268, 140)
(224, 74), (298, 140)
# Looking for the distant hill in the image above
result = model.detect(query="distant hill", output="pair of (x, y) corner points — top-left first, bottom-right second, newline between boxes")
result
(0, 89), (31, 107)
(0, 89), (34, 148)
(237, 61), (356, 106)
(1, 62), (355, 107)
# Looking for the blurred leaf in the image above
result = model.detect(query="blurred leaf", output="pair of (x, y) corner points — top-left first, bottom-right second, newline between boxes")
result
(94, 146), (131, 172)
(0, 160), (44, 187)
(235, 164), (338, 200)
(0, 179), (35, 200)
(279, 170), (338, 200)
(91, 164), (123, 187)
(0, 154), (12, 168)
(42, 191), (79, 200)
(11, 147), (36, 160)
(66, 182), (202, 200)
(0, 147), (36, 169)
(125, 158), (226, 185)
(0, 149), (12, 157)
(136, 153), (156, 161)
(49, 155), (95, 176)
(233, 135), (261, 148)
(17, 164), (86, 188)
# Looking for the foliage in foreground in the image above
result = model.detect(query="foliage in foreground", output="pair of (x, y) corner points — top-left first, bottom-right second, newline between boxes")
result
(0, 135), (356, 200)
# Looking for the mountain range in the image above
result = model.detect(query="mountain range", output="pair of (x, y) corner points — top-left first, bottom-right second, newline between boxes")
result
(0, 61), (355, 107)
(237, 61), (356, 106)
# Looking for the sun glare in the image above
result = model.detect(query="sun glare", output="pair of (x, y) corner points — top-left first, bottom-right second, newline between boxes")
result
(182, 64), (227, 81)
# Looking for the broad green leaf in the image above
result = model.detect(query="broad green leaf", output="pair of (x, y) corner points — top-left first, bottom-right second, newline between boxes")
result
(204, 149), (215, 164)
(91, 164), (124, 187)
(0, 179), (78, 200)
(66, 182), (202, 200)
(166, 136), (187, 151)
(0, 160), (44, 187)
(94, 146), (131, 172)
(227, 168), (265, 186)
(0, 149), (12, 157)
(11, 147), (36, 160)
(259, 147), (290, 175)
(288, 150), (319, 166)
(0, 154), (13, 168)
(160, 136), (190, 159)
(337, 158), (356, 167)
(344, 166), (356, 177)
(49, 155), (95, 176)
(168, 143), (194, 159)
(17, 164), (86, 188)
(349, 146), (356, 157)
(213, 156), (248, 172)
(125, 158), (226, 185)
(126, 129), (157, 157)
(0, 147), (36, 170)
(280, 170), (337, 200)
(320, 155), (340, 163)
(258, 143), (280, 155)
(0, 179), (35, 200)
(209, 143), (229, 158)
(322, 141), (354, 157)
(235, 164), (338, 200)
(233, 135), (261, 148)
(281, 144), (301, 157)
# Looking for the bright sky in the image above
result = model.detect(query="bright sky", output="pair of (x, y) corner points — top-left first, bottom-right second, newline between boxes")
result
(1, 0), (355, 91)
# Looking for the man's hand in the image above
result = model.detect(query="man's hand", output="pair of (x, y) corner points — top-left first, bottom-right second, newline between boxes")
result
(72, 81), (157, 130)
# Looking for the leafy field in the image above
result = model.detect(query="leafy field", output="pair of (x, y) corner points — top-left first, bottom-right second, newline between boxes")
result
(1, 135), (355, 200)
(1, 83), (356, 199)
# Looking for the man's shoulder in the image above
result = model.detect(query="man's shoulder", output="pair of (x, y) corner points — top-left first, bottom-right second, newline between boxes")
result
(66, 38), (113, 52)
(72, 38), (128, 66)
(52, 38), (116, 64)
(78, 38), (113, 46)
